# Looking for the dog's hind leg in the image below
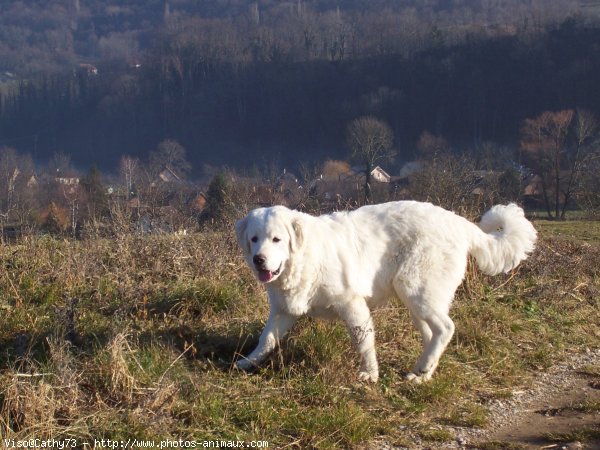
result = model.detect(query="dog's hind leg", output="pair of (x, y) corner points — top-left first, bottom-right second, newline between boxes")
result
(405, 304), (455, 383)
(393, 276), (457, 383)
(337, 298), (379, 383)
(410, 314), (433, 349)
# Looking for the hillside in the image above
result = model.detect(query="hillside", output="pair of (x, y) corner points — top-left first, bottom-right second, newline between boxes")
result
(0, 0), (587, 76)
(0, 1), (599, 172)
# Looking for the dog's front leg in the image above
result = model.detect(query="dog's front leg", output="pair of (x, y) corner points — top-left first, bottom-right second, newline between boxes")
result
(338, 299), (379, 383)
(237, 309), (297, 370)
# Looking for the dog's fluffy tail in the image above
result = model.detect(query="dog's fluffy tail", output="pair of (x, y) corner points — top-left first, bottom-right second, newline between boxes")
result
(470, 204), (537, 276)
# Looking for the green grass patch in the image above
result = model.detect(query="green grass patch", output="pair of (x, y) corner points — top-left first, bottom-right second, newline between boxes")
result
(535, 219), (600, 243)
(420, 428), (454, 442)
(544, 425), (600, 443)
(565, 400), (600, 414)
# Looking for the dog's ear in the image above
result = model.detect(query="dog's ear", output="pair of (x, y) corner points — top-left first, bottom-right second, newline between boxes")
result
(235, 216), (250, 254)
(288, 216), (305, 253)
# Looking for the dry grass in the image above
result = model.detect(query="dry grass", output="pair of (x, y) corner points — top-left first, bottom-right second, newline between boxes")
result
(0, 220), (598, 446)
(1, 338), (90, 438)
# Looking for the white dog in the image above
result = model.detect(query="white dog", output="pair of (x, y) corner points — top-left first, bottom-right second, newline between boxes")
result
(235, 201), (536, 383)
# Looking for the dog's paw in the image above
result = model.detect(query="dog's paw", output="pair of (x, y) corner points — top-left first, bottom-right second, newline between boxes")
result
(405, 371), (432, 384)
(358, 370), (379, 383)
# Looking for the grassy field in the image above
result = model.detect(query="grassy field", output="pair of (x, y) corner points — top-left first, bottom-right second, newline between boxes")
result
(0, 219), (598, 448)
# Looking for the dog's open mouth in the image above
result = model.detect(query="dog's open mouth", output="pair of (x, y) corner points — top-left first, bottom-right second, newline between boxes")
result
(257, 265), (281, 283)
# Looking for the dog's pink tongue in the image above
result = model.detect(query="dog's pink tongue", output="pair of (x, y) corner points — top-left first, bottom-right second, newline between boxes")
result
(258, 270), (273, 283)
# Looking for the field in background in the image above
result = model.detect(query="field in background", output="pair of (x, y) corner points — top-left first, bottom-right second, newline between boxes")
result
(0, 219), (598, 448)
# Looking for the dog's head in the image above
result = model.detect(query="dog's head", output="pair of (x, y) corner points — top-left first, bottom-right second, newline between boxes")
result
(235, 206), (304, 283)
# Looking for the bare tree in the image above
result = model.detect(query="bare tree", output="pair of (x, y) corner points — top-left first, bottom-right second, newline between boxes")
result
(119, 155), (140, 199)
(416, 130), (449, 160)
(62, 183), (80, 237)
(520, 109), (598, 219)
(577, 154), (600, 216)
(0, 147), (20, 229)
(563, 109), (598, 217)
(11, 153), (37, 231)
(521, 109), (573, 219)
(346, 116), (395, 203)
(0, 148), (38, 236)
(149, 139), (192, 179)
(409, 153), (484, 219)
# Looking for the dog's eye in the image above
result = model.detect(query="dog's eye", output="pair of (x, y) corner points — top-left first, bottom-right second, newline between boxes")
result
(251, 236), (258, 243)
(273, 237), (281, 243)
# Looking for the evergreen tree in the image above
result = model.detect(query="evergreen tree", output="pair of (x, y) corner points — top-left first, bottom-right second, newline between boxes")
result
(80, 165), (108, 221)
(199, 172), (236, 229)
(41, 202), (68, 235)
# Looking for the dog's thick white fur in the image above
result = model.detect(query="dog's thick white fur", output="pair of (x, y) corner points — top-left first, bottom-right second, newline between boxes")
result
(235, 201), (536, 383)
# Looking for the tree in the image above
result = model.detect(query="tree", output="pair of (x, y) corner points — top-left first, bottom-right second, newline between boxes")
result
(0, 148), (37, 229)
(577, 155), (600, 215)
(496, 167), (523, 203)
(346, 116), (395, 203)
(0, 147), (20, 223)
(40, 202), (69, 235)
(321, 159), (352, 180)
(409, 153), (482, 218)
(520, 109), (598, 219)
(198, 172), (236, 229)
(149, 139), (192, 179)
(119, 155), (140, 199)
(564, 109), (599, 217)
(80, 165), (107, 223)
(416, 131), (449, 160)
(521, 109), (573, 219)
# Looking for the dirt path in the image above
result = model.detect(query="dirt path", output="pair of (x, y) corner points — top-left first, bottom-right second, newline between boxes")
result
(480, 348), (600, 449)
(448, 348), (600, 449)
(369, 348), (600, 450)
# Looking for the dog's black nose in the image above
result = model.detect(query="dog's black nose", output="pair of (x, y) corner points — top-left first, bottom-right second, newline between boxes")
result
(253, 254), (266, 266)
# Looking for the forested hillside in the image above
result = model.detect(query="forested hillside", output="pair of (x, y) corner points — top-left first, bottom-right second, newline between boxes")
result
(0, 0), (599, 172)
(0, 0), (586, 75)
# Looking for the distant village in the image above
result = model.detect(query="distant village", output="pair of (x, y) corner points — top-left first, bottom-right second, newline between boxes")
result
(0, 150), (546, 240)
